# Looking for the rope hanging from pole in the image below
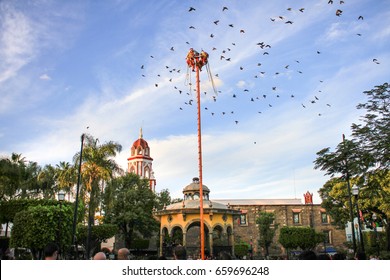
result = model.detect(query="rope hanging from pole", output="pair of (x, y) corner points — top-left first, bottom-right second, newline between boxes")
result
(205, 63), (218, 96)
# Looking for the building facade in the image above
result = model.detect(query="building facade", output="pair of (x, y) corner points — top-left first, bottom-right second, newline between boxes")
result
(130, 133), (347, 257)
(154, 177), (241, 258)
(215, 195), (347, 257)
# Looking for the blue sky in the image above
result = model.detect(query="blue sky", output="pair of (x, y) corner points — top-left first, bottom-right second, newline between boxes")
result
(1, 0), (389, 203)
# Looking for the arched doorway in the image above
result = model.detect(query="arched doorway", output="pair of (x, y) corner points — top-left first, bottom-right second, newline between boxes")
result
(212, 225), (232, 257)
(185, 221), (210, 259)
(161, 226), (183, 258)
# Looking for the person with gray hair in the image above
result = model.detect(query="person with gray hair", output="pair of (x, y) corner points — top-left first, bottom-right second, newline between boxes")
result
(117, 248), (130, 260)
(93, 252), (107, 260)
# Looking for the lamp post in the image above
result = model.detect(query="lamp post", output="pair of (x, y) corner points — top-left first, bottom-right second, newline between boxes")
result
(372, 213), (380, 257)
(351, 185), (365, 255)
(72, 133), (85, 259)
(342, 134), (357, 255)
(57, 190), (66, 259)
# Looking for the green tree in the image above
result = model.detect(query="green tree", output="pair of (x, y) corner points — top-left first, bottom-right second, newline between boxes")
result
(103, 173), (159, 249)
(0, 153), (41, 201)
(314, 82), (390, 251)
(155, 188), (178, 210)
(256, 212), (278, 258)
(0, 198), (69, 224)
(10, 203), (73, 259)
(351, 82), (390, 250)
(234, 240), (250, 259)
(351, 82), (390, 170)
(76, 223), (117, 256)
(279, 226), (323, 253)
(55, 161), (77, 201)
(72, 134), (122, 259)
(37, 164), (57, 199)
(318, 177), (351, 229)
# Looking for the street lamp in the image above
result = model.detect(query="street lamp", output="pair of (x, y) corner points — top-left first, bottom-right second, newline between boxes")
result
(342, 134), (357, 255)
(57, 190), (66, 259)
(351, 185), (365, 255)
(72, 133), (85, 259)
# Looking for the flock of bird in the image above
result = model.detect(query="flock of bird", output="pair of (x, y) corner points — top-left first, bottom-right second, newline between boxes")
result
(137, 1), (378, 129)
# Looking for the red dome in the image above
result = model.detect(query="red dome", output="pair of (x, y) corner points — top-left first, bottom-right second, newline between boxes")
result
(132, 138), (149, 149)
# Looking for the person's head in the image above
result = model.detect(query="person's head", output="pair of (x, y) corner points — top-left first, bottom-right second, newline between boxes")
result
(117, 248), (130, 260)
(93, 252), (107, 260)
(173, 245), (187, 260)
(298, 250), (317, 260)
(317, 254), (331, 260)
(44, 242), (59, 260)
(332, 252), (346, 260)
(355, 250), (366, 260)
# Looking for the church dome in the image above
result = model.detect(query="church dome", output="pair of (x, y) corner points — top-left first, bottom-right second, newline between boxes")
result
(129, 128), (152, 158)
(132, 137), (149, 149)
(183, 177), (210, 194)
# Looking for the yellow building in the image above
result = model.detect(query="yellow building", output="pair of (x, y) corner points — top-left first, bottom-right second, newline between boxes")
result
(154, 177), (241, 258)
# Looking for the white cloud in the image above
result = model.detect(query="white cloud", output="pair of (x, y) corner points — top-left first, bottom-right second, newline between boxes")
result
(0, 5), (37, 84)
(39, 74), (51, 80)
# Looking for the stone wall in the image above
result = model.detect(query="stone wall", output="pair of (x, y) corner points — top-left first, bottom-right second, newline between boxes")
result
(229, 203), (346, 257)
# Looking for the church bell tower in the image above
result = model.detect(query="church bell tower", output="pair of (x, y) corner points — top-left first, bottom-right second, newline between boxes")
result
(127, 128), (156, 192)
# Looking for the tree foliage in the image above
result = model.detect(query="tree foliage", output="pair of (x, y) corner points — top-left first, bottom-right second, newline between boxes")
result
(314, 82), (390, 250)
(351, 82), (390, 170)
(278, 226), (323, 251)
(10, 204), (73, 259)
(72, 134), (122, 258)
(0, 198), (72, 224)
(76, 223), (117, 255)
(256, 212), (278, 257)
(0, 153), (41, 200)
(234, 240), (250, 259)
(103, 173), (159, 249)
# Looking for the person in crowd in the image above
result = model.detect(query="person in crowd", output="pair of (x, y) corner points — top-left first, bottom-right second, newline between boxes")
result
(44, 242), (59, 260)
(332, 252), (346, 260)
(2, 248), (15, 260)
(173, 245), (187, 260)
(354, 250), (367, 260)
(117, 248), (130, 260)
(317, 254), (331, 260)
(93, 251), (107, 260)
(298, 250), (317, 260)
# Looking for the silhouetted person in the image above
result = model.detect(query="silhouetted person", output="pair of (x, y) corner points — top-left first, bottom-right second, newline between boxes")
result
(298, 250), (317, 260)
(354, 250), (366, 260)
(173, 245), (187, 260)
(44, 242), (59, 260)
(317, 254), (331, 260)
(332, 252), (346, 260)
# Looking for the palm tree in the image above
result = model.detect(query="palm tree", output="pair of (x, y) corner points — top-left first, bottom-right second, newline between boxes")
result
(56, 161), (77, 201)
(73, 134), (123, 258)
(37, 164), (57, 199)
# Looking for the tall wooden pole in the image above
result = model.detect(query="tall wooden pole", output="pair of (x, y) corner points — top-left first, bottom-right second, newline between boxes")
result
(195, 60), (205, 260)
(72, 133), (85, 259)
